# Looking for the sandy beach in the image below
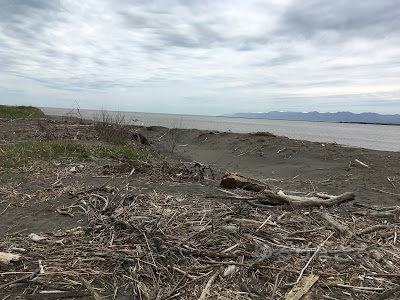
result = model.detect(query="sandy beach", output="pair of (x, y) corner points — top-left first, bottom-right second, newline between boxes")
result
(1, 117), (400, 299)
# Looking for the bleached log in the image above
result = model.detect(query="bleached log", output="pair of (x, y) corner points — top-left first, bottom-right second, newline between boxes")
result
(264, 190), (355, 208)
(0, 252), (23, 265)
(355, 159), (370, 168)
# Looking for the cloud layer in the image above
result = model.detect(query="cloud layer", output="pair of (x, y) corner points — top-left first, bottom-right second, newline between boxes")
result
(1, 0), (399, 114)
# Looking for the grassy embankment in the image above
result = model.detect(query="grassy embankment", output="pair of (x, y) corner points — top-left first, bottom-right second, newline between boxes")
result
(0, 106), (153, 170)
(0, 105), (46, 119)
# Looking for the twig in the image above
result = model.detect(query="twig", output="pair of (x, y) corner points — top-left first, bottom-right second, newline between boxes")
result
(198, 268), (223, 300)
(355, 159), (370, 168)
(271, 265), (289, 300)
(0, 267), (40, 290)
(317, 212), (353, 238)
(371, 188), (400, 197)
(374, 286), (400, 300)
(387, 177), (396, 188)
(0, 203), (11, 216)
(288, 232), (334, 286)
(357, 224), (395, 235)
(173, 266), (197, 280)
(277, 147), (287, 154)
(336, 284), (384, 291)
(79, 276), (102, 300)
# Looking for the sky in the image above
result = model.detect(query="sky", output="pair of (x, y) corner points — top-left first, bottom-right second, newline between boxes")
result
(0, 0), (399, 116)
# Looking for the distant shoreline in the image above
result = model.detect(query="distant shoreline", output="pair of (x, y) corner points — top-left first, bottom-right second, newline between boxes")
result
(39, 106), (400, 126)
(221, 115), (400, 126)
(40, 106), (400, 152)
(223, 111), (400, 125)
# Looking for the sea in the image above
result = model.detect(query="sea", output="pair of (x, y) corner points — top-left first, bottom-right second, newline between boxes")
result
(40, 107), (400, 152)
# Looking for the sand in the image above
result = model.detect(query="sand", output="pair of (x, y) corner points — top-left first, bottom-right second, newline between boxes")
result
(0, 118), (400, 299)
(0, 118), (399, 238)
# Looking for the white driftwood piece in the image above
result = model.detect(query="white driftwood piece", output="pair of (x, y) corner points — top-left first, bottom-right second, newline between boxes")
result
(263, 190), (355, 208)
(0, 252), (23, 265)
(355, 159), (370, 168)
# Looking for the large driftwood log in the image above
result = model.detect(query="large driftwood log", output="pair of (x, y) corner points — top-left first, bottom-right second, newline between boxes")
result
(263, 190), (355, 208)
(220, 173), (355, 208)
(220, 173), (268, 192)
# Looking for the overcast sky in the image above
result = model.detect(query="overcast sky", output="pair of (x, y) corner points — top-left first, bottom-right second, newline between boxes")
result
(1, 0), (399, 115)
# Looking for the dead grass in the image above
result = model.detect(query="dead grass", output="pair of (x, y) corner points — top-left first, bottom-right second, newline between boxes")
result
(93, 109), (132, 145)
(250, 131), (277, 137)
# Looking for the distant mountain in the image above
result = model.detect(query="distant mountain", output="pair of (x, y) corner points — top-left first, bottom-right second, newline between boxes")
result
(223, 111), (400, 125)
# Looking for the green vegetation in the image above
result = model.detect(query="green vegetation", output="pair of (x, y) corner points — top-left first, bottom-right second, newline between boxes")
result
(0, 140), (153, 169)
(0, 105), (46, 119)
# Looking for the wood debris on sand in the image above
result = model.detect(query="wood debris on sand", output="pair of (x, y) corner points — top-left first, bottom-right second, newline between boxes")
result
(1, 172), (400, 299)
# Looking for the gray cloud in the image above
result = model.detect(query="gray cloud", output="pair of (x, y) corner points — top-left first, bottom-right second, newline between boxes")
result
(0, 0), (64, 42)
(281, 0), (400, 40)
(0, 0), (399, 114)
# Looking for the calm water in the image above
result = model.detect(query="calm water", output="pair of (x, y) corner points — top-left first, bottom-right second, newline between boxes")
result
(40, 107), (400, 152)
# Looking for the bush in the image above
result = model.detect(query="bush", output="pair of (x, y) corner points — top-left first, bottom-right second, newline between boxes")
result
(93, 110), (131, 145)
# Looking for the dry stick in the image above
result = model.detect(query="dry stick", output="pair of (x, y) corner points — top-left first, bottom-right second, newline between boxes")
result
(198, 268), (223, 300)
(287, 232), (334, 286)
(162, 268), (214, 300)
(91, 193), (109, 212)
(0, 267), (40, 290)
(0, 203), (11, 216)
(336, 284), (384, 291)
(79, 276), (102, 300)
(317, 212), (353, 238)
(355, 159), (370, 168)
(357, 224), (395, 235)
(387, 177), (396, 188)
(56, 208), (74, 217)
(371, 188), (400, 197)
(271, 265), (289, 300)
(374, 286), (400, 300)
(197, 259), (344, 277)
(173, 266), (197, 280)
(22, 291), (91, 299)
(240, 282), (256, 300)
(289, 226), (326, 236)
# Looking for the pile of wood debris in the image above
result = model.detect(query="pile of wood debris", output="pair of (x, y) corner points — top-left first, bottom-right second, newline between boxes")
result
(1, 173), (399, 299)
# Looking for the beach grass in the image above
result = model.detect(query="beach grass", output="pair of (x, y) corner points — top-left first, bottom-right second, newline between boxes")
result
(0, 105), (47, 119)
(0, 140), (153, 169)
(249, 131), (277, 137)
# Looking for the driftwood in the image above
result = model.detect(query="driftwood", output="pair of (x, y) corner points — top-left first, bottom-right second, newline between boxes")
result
(355, 159), (370, 168)
(79, 276), (102, 300)
(284, 274), (319, 300)
(220, 174), (268, 192)
(0, 267), (40, 290)
(369, 208), (400, 222)
(220, 173), (355, 208)
(317, 212), (353, 238)
(263, 190), (355, 208)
